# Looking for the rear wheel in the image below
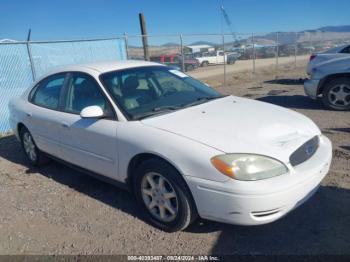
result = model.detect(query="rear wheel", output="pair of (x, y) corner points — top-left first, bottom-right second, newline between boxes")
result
(20, 127), (49, 166)
(134, 159), (197, 232)
(201, 61), (209, 67)
(322, 78), (350, 110)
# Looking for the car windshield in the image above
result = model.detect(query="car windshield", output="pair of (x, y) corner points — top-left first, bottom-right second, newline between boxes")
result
(100, 66), (223, 120)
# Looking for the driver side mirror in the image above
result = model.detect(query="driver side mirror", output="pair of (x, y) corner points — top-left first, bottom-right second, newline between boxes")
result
(80, 106), (104, 119)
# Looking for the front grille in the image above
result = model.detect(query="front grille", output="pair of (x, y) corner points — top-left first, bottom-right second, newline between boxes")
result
(289, 136), (319, 166)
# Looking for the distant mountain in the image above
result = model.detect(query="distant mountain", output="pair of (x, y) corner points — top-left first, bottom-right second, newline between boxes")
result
(311, 25), (350, 32)
(0, 39), (17, 43)
(189, 41), (218, 46)
(253, 25), (350, 45)
(254, 32), (296, 45)
(161, 42), (179, 47)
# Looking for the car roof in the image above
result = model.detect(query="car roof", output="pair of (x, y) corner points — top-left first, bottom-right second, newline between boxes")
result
(47, 60), (164, 75)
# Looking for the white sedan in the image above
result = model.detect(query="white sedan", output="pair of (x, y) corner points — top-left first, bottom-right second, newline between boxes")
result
(8, 60), (332, 232)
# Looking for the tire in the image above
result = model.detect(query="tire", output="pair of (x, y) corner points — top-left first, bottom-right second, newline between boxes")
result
(322, 77), (350, 111)
(185, 64), (194, 72)
(20, 127), (50, 166)
(133, 159), (197, 232)
(201, 61), (209, 67)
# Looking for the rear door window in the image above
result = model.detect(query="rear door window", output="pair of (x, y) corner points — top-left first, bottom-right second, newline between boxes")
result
(31, 73), (66, 110)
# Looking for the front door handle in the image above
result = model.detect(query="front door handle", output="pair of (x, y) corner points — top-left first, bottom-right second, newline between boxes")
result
(61, 123), (69, 128)
(26, 112), (32, 117)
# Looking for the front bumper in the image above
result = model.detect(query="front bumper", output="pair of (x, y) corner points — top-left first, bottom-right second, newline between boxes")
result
(304, 79), (320, 99)
(185, 135), (332, 226)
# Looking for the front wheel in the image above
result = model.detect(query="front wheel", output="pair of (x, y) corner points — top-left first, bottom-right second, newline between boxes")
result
(20, 127), (49, 166)
(322, 78), (350, 110)
(134, 159), (197, 232)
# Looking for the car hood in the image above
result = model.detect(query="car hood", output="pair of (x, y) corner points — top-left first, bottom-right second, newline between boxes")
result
(141, 96), (321, 164)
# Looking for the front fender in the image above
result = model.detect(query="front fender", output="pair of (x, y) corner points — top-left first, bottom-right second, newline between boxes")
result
(116, 121), (227, 183)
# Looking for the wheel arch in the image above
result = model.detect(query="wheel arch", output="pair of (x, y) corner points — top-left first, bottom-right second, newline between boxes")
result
(318, 73), (350, 95)
(17, 122), (26, 138)
(127, 153), (183, 187)
(126, 152), (198, 211)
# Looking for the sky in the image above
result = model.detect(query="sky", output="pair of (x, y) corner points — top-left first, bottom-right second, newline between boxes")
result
(0, 0), (349, 41)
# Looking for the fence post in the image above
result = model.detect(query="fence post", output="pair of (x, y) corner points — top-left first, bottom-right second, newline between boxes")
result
(180, 34), (185, 72)
(275, 32), (279, 79)
(124, 32), (129, 60)
(252, 32), (256, 79)
(294, 32), (298, 69)
(222, 34), (226, 87)
(26, 29), (36, 82)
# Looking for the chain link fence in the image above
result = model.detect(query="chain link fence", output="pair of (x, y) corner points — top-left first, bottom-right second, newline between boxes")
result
(1, 31), (350, 132)
(124, 31), (350, 87)
(0, 38), (126, 132)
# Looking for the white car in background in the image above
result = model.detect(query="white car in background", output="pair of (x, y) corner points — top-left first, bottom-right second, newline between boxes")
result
(307, 44), (350, 75)
(304, 56), (350, 110)
(9, 60), (332, 232)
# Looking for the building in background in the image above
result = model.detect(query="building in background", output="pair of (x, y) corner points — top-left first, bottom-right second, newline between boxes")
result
(185, 44), (215, 54)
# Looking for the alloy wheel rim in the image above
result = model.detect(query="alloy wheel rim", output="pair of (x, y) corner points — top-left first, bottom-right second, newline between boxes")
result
(141, 172), (178, 222)
(328, 84), (350, 107)
(23, 132), (37, 162)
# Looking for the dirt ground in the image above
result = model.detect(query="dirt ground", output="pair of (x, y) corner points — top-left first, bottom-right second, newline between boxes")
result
(188, 55), (309, 80)
(0, 61), (349, 255)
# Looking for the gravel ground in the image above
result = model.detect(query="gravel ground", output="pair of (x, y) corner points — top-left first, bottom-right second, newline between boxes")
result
(0, 62), (349, 255)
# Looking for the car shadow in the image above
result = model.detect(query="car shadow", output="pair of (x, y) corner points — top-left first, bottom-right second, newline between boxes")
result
(340, 146), (350, 152)
(189, 186), (350, 255)
(257, 95), (325, 110)
(0, 135), (145, 223)
(264, 78), (306, 85)
(328, 128), (350, 134)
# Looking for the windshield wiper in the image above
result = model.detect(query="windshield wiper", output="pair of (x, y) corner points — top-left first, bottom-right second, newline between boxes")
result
(132, 106), (181, 120)
(182, 95), (226, 108)
(132, 96), (227, 120)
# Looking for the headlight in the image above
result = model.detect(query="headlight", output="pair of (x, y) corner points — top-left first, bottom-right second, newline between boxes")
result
(211, 154), (288, 181)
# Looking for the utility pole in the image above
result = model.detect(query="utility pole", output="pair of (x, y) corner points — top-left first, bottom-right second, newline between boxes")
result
(180, 34), (185, 72)
(275, 32), (279, 79)
(124, 32), (129, 59)
(139, 13), (149, 61)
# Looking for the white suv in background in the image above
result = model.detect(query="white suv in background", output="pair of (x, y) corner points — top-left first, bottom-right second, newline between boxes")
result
(304, 56), (350, 110)
(307, 44), (350, 75)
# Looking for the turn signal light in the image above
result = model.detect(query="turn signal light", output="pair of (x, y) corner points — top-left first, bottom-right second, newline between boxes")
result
(210, 157), (235, 178)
